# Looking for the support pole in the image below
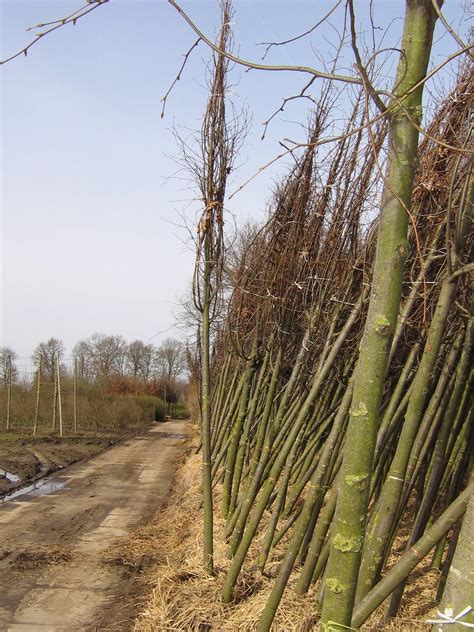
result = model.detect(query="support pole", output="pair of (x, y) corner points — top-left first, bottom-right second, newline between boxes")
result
(6, 354), (12, 431)
(73, 357), (78, 433)
(57, 355), (63, 437)
(33, 355), (42, 435)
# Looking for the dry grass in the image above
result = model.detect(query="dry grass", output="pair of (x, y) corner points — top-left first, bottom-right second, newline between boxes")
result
(110, 451), (439, 631)
(129, 453), (317, 632)
(10, 545), (75, 570)
(361, 530), (441, 631)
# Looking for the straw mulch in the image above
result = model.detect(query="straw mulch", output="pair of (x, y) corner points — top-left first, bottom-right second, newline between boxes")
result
(109, 451), (439, 631)
(10, 545), (75, 570)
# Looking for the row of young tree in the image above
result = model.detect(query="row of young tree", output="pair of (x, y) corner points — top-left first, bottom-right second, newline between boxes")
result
(179, 1), (473, 630)
(0, 335), (186, 387)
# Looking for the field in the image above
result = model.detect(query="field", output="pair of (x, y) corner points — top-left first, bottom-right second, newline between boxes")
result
(0, 430), (122, 496)
(0, 384), (169, 497)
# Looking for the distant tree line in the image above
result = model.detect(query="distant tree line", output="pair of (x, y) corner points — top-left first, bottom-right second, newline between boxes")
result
(0, 336), (187, 397)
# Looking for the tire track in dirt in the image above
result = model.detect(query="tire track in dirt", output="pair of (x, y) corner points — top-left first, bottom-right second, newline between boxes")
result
(0, 421), (191, 631)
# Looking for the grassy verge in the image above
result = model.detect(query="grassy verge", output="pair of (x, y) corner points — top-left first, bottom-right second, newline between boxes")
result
(106, 448), (443, 631)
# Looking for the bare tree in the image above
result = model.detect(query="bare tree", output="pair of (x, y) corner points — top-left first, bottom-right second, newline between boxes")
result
(32, 338), (65, 381)
(72, 340), (94, 382)
(86, 333), (126, 383)
(0, 347), (19, 386)
(155, 338), (186, 383)
(126, 340), (156, 382)
(165, 0), (247, 573)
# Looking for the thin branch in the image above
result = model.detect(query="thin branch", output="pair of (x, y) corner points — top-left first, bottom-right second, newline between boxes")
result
(169, 0), (473, 182)
(1, 1), (109, 66)
(161, 38), (201, 119)
(261, 77), (317, 141)
(445, 151), (463, 277)
(230, 76), (472, 200)
(25, 5), (93, 31)
(348, 0), (387, 114)
(430, 0), (473, 60)
(168, 0), (362, 87)
(450, 262), (474, 280)
(257, 0), (342, 60)
(260, 14), (348, 141)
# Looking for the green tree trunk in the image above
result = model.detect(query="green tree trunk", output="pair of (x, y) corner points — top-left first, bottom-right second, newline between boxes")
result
(222, 293), (366, 601)
(321, 2), (439, 628)
(257, 384), (353, 631)
(222, 350), (255, 517)
(436, 482), (474, 630)
(387, 318), (473, 617)
(351, 481), (472, 629)
(358, 275), (459, 599)
(201, 245), (214, 574)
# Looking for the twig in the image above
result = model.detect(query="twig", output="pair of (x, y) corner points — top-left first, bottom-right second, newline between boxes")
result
(161, 38), (201, 119)
(257, 0), (342, 60)
(261, 77), (318, 140)
(348, 0), (387, 114)
(430, 0), (473, 60)
(168, 0), (362, 87)
(1, 1), (109, 66)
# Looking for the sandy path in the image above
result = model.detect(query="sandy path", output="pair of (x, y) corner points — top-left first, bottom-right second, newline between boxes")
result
(0, 421), (191, 631)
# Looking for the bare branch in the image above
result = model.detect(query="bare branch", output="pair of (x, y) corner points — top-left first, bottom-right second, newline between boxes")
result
(257, 0), (342, 60)
(161, 38), (201, 119)
(168, 0), (362, 87)
(347, 0), (387, 114)
(1, 1), (109, 66)
(430, 0), (473, 60)
(261, 77), (317, 141)
(260, 11), (348, 141)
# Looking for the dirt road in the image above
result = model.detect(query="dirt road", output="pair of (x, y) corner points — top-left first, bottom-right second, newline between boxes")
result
(0, 421), (191, 631)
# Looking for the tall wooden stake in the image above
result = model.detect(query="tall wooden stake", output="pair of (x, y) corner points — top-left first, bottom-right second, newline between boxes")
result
(33, 355), (42, 435)
(73, 357), (78, 433)
(6, 354), (12, 431)
(57, 355), (63, 437)
(52, 353), (57, 432)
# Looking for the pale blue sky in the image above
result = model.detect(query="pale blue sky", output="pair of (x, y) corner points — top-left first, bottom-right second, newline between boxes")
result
(1, 0), (470, 363)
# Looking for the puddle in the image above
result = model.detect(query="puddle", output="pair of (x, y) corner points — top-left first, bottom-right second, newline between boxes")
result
(0, 468), (21, 483)
(157, 432), (187, 440)
(30, 450), (52, 476)
(1, 475), (66, 504)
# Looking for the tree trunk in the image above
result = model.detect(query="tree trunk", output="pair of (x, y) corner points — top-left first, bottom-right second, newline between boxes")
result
(201, 241), (214, 574)
(436, 482), (474, 631)
(351, 481), (472, 629)
(321, 2), (439, 628)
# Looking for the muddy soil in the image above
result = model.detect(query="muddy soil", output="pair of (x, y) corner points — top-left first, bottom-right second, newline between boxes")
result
(0, 420), (191, 631)
(0, 433), (122, 495)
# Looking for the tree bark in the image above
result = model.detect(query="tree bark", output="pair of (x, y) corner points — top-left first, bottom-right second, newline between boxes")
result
(321, 2), (439, 628)
(351, 482), (472, 629)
